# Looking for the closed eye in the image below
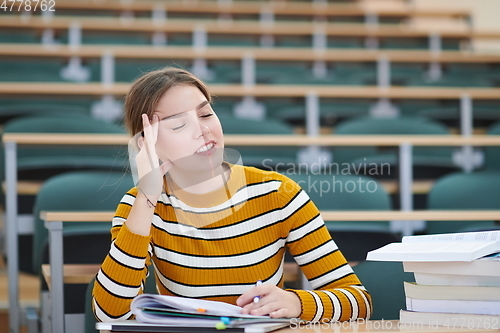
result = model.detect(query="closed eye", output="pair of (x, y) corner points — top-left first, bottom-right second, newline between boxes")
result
(200, 113), (214, 118)
(171, 124), (186, 130)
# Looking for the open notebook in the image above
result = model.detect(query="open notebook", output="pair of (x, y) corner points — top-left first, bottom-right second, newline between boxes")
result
(96, 320), (290, 333)
(96, 294), (296, 332)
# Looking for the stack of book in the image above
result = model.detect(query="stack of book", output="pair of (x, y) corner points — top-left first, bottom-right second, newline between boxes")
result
(367, 230), (500, 329)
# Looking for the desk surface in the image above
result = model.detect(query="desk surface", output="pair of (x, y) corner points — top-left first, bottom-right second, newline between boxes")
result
(98, 319), (500, 333)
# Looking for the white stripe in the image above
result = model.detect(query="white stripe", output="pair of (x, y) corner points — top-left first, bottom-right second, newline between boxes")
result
(155, 260), (284, 298)
(163, 181), (282, 213)
(287, 215), (325, 243)
(112, 216), (125, 227)
(153, 238), (286, 268)
(293, 240), (338, 266)
(351, 285), (370, 319)
(96, 269), (141, 298)
(93, 298), (132, 322)
(339, 289), (359, 320)
(309, 264), (354, 289)
(308, 291), (324, 322)
(154, 190), (309, 240)
(109, 242), (146, 270)
(323, 291), (342, 322)
(120, 193), (136, 206)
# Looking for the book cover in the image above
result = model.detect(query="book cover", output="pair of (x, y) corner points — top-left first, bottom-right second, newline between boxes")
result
(406, 297), (500, 316)
(413, 272), (500, 287)
(399, 310), (500, 330)
(403, 282), (500, 301)
(366, 230), (500, 262)
(403, 253), (500, 277)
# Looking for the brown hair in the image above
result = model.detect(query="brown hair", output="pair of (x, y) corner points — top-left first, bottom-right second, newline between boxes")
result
(124, 67), (211, 136)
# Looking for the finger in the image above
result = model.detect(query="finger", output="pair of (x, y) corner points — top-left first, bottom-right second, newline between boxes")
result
(150, 114), (160, 142)
(236, 284), (269, 307)
(250, 301), (282, 317)
(141, 114), (160, 169)
(269, 308), (288, 319)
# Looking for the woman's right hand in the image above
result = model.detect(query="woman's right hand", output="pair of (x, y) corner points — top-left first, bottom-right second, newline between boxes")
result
(135, 114), (172, 200)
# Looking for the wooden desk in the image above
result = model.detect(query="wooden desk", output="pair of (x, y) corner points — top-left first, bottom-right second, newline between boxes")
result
(53, 0), (471, 20)
(2, 44), (500, 63)
(0, 15), (488, 39)
(2, 83), (500, 99)
(98, 319), (499, 333)
(40, 210), (500, 333)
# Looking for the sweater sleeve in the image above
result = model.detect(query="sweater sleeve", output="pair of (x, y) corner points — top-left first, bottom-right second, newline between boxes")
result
(92, 188), (153, 322)
(279, 176), (372, 323)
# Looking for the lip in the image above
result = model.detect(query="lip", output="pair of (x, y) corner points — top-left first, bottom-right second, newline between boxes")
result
(195, 140), (216, 156)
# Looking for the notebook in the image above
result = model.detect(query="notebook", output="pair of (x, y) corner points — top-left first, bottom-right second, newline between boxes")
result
(96, 320), (290, 333)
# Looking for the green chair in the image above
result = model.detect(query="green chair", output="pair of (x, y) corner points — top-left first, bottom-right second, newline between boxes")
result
(84, 265), (157, 333)
(0, 102), (90, 123)
(273, 102), (369, 127)
(332, 116), (458, 179)
(33, 171), (134, 329)
(426, 171), (500, 234)
(0, 59), (65, 82)
(0, 114), (128, 273)
(482, 121), (500, 171)
(286, 173), (399, 261)
(417, 106), (500, 128)
(352, 261), (415, 320)
(1, 114), (127, 182)
(217, 113), (297, 169)
(407, 75), (494, 88)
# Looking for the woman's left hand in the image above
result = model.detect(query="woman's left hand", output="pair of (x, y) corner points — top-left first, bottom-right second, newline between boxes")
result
(236, 283), (301, 319)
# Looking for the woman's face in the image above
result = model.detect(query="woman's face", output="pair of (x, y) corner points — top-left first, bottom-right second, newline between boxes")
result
(154, 84), (224, 174)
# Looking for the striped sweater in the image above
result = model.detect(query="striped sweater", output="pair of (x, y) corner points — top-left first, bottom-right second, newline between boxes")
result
(92, 165), (371, 323)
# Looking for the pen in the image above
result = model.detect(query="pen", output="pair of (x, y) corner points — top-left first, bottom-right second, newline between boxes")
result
(253, 280), (263, 304)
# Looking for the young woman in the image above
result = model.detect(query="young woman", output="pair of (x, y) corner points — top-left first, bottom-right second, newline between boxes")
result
(92, 67), (371, 323)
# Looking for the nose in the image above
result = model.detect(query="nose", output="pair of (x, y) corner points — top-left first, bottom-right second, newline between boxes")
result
(195, 122), (210, 138)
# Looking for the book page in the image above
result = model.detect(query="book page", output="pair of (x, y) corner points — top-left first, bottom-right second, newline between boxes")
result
(366, 241), (500, 261)
(402, 230), (500, 243)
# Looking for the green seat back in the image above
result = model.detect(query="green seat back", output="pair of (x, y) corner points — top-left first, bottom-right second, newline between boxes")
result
(352, 261), (415, 320)
(484, 122), (500, 170)
(32, 171), (134, 274)
(332, 117), (453, 167)
(286, 173), (392, 231)
(0, 114), (128, 182)
(426, 171), (500, 234)
(218, 114), (297, 167)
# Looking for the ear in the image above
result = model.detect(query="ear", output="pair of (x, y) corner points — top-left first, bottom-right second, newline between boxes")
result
(136, 135), (144, 150)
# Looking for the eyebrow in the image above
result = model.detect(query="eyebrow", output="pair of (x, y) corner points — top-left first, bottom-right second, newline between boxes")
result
(159, 100), (210, 121)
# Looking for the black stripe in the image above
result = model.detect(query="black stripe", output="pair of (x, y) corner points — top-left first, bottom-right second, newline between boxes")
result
(114, 242), (147, 260)
(154, 244), (286, 270)
(153, 236), (287, 258)
(155, 260), (284, 290)
(109, 252), (144, 271)
(161, 180), (282, 215)
(95, 272), (139, 300)
(293, 238), (333, 257)
(93, 298), (132, 320)
(286, 217), (324, 244)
